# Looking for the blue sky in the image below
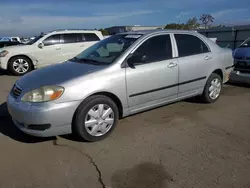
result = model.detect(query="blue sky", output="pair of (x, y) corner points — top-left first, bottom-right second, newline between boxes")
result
(0, 0), (249, 36)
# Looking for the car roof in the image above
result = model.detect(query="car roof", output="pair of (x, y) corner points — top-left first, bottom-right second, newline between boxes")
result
(117, 29), (221, 52)
(118, 29), (198, 36)
(49, 29), (102, 34)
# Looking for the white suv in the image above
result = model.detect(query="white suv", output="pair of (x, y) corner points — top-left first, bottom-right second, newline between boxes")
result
(0, 30), (103, 75)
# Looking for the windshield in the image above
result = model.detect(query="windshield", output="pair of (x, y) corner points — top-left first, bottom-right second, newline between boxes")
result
(72, 34), (142, 65)
(240, 37), (250, 48)
(26, 34), (45, 45)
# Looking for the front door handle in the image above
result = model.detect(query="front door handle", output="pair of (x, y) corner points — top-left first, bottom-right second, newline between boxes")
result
(56, 48), (61, 50)
(204, 56), (212, 60)
(167, 62), (177, 68)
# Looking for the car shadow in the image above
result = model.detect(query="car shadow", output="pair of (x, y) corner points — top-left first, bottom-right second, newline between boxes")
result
(0, 69), (9, 76)
(226, 81), (250, 88)
(60, 134), (85, 142)
(0, 102), (55, 143)
(183, 95), (204, 104)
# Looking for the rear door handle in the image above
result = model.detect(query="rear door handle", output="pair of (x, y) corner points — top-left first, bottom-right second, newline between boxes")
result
(167, 62), (177, 68)
(204, 56), (212, 60)
(56, 48), (61, 50)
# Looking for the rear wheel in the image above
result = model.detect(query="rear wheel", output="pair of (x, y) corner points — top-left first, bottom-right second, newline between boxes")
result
(201, 73), (222, 103)
(9, 56), (33, 76)
(73, 95), (119, 142)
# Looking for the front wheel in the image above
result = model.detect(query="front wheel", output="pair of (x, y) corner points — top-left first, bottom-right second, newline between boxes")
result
(73, 95), (119, 142)
(9, 56), (33, 76)
(201, 73), (222, 103)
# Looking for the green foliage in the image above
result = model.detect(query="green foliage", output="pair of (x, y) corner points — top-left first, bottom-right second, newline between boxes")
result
(165, 23), (185, 29)
(164, 17), (200, 30)
(98, 28), (109, 36)
(186, 17), (200, 29)
(165, 14), (217, 30)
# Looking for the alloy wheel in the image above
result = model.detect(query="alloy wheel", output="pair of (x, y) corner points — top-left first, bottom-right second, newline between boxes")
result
(13, 59), (29, 74)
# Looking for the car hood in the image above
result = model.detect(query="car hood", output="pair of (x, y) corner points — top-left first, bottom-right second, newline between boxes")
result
(233, 47), (250, 59)
(17, 61), (107, 91)
(2, 44), (30, 52)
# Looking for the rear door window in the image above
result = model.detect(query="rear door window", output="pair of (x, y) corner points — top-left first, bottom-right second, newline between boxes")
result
(175, 34), (210, 57)
(43, 34), (61, 46)
(62, 33), (80, 44)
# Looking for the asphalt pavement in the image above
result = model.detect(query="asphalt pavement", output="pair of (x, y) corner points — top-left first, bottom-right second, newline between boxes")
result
(0, 71), (250, 188)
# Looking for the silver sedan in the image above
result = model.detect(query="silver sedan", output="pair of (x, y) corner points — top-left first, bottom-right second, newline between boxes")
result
(7, 30), (234, 142)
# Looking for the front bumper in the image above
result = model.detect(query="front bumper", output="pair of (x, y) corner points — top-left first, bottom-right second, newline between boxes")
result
(7, 94), (81, 137)
(224, 67), (234, 83)
(230, 70), (250, 84)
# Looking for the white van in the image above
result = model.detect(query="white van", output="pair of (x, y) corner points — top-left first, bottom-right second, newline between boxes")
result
(0, 30), (103, 75)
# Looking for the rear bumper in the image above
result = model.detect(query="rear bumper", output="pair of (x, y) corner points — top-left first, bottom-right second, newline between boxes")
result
(230, 70), (250, 84)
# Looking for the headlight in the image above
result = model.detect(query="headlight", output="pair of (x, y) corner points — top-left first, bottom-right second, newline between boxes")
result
(21, 86), (64, 103)
(0, 50), (9, 57)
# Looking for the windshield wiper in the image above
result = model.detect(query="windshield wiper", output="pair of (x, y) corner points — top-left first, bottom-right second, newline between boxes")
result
(79, 58), (100, 63)
(70, 57), (105, 65)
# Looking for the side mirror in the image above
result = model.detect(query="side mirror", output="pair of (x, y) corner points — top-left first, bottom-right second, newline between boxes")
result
(38, 43), (44, 49)
(127, 54), (147, 67)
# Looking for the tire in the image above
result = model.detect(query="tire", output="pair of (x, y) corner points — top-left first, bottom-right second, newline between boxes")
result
(201, 73), (222, 103)
(73, 95), (119, 142)
(8, 56), (33, 76)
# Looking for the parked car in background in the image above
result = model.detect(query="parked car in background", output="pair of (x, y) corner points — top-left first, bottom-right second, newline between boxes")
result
(0, 37), (21, 42)
(0, 41), (23, 48)
(20, 38), (30, 44)
(231, 37), (250, 84)
(0, 30), (103, 75)
(7, 30), (233, 142)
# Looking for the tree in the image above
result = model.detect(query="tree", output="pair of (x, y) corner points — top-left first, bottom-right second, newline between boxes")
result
(98, 28), (109, 36)
(165, 17), (200, 30)
(185, 17), (200, 29)
(165, 23), (185, 29)
(199, 14), (214, 29)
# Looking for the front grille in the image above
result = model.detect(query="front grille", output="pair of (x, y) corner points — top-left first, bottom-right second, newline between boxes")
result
(11, 84), (23, 99)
